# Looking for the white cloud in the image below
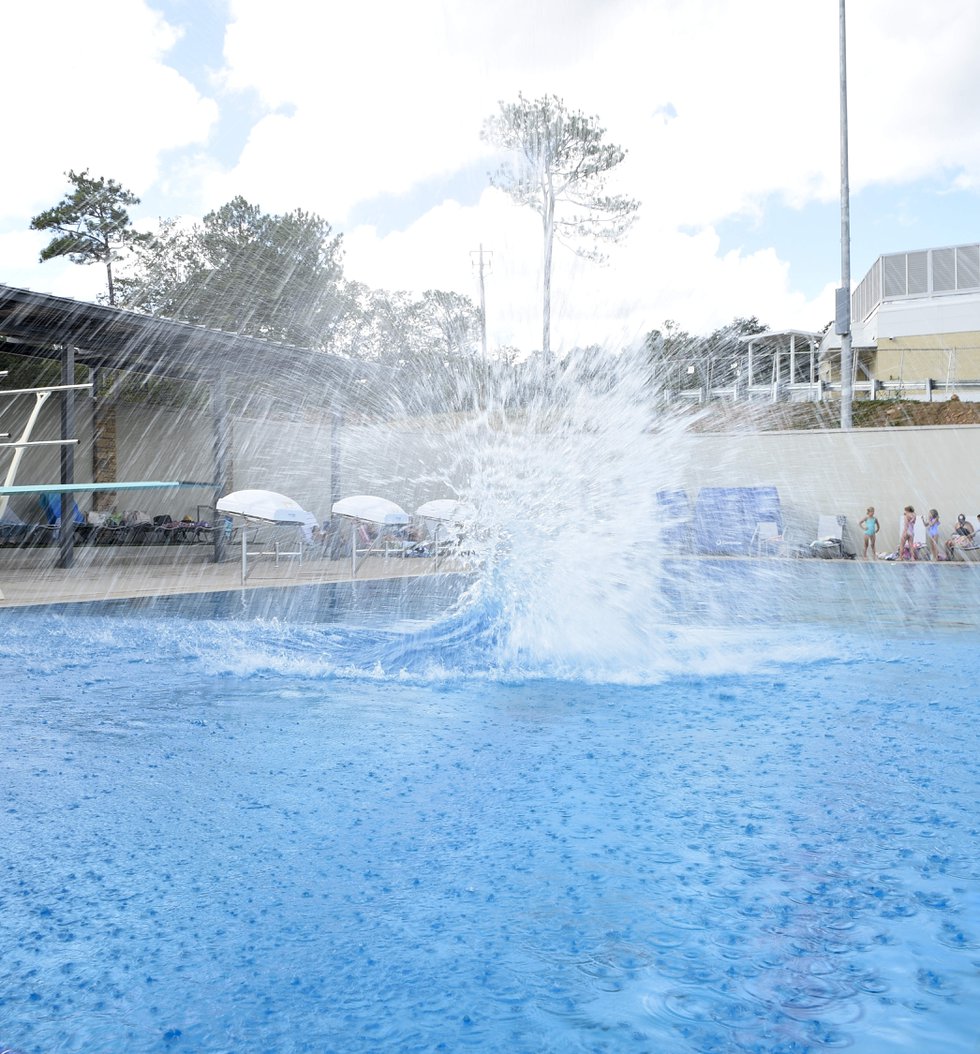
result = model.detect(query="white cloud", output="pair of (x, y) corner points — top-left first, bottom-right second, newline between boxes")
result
(4, 0), (980, 338)
(343, 188), (831, 353)
(1, 0), (217, 224)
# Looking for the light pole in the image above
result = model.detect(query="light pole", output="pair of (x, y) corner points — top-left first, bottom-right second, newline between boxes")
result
(838, 0), (853, 429)
(470, 244), (492, 363)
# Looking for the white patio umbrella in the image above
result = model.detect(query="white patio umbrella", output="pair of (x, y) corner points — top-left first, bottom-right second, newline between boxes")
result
(331, 494), (410, 525)
(217, 489), (317, 526)
(216, 490), (317, 582)
(331, 495), (410, 576)
(414, 499), (473, 523)
(415, 499), (474, 549)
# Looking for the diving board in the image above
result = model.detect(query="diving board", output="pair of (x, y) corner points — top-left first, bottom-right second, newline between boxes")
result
(0, 481), (195, 496)
(0, 481), (180, 496)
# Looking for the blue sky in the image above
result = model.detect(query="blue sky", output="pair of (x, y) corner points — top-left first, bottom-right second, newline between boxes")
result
(3, 0), (979, 352)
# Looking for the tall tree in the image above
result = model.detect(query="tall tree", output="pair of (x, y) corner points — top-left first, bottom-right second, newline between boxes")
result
(328, 282), (483, 416)
(481, 93), (639, 356)
(645, 316), (768, 393)
(30, 170), (149, 305)
(117, 196), (345, 348)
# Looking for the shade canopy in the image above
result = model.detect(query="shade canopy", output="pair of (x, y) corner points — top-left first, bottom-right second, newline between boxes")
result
(217, 489), (316, 526)
(331, 495), (409, 525)
(415, 499), (474, 523)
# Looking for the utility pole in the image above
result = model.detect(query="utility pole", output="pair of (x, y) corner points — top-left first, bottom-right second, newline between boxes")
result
(837, 0), (853, 430)
(470, 245), (492, 362)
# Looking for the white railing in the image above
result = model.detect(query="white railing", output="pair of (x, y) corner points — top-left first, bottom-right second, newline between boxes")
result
(661, 377), (980, 406)
(853, 243), (980, 323)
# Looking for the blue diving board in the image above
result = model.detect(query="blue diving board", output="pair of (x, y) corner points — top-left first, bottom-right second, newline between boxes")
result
(0, 481), (212, 496)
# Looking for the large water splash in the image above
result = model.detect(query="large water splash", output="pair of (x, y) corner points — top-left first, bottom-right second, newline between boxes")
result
(381, 349), (719, 682)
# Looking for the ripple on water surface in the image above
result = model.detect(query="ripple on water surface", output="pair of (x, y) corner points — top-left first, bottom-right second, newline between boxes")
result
(1, 586), (979, 1052)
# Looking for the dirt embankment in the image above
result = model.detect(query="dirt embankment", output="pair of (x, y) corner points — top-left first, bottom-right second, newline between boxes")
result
(691, 397), (980, 432)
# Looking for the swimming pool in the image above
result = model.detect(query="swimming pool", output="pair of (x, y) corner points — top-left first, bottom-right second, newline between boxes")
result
(1, 561), (978, 1053)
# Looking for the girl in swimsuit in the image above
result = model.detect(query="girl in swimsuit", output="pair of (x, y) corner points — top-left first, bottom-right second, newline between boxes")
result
(858, 506), (879, 559)
(923, 509), (942, 561)
(899, 505), (917, 561)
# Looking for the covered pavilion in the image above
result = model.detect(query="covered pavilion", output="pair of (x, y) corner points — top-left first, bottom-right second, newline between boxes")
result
(0, 283), (359, 567)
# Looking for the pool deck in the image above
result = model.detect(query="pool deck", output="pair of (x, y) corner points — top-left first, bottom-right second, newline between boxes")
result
(2, 542), (976, 609)
(0, 543), (459, 608)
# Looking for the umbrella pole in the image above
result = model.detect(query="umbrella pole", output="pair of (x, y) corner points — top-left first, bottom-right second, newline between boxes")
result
(241, 526), (247, 584)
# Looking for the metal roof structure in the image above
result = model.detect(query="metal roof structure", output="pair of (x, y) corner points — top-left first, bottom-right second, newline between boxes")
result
(0, 283), (356, 569)
(0, 282), (359, 387)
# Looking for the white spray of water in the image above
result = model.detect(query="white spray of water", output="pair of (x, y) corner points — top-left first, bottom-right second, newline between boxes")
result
(435, 348), (701, 680)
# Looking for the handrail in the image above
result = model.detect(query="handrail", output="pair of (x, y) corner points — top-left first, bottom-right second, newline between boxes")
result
(662, 376), (980, 405)
(0, 382), (94, 518)
(0, 383), (93, 398)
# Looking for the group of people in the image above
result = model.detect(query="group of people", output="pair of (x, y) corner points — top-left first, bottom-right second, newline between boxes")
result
(858, 505), (978, 561)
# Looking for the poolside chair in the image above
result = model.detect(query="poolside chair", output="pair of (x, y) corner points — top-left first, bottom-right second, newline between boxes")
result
(810, 514), (846, 559)
(331, 495), (412, 576)
(750, 520), (788, 557)
(37, 492), (90, 543)
(413, 499), (475, 558)
(0, 507), (33, 547)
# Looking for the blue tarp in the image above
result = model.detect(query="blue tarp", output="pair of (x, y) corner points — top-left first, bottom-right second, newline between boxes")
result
(39, 492), (86, 526)
(692, 486), (782, 555)
(656, 489), (691, 552)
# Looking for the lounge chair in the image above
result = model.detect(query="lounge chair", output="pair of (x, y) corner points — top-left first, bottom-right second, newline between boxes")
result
(38, 492), (91, 543)
(215, 489), (317, 582)
(0, 507), (35, 547)
(750, 520), (789, 557)
(414, 499), (474, 558)
(952, 541), (980, 562)
(331, 495), (412, 576)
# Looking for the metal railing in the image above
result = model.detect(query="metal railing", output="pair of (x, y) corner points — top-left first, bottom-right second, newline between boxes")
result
(853, 243), (980, 324)
(661, 376), (980, 406)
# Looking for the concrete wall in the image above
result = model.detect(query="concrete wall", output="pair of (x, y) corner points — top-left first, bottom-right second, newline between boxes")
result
(874, 330), (980, 386)
(337, 421), (980, 555)
(678, 425), (980, 554)
(3, 390), (979, 554)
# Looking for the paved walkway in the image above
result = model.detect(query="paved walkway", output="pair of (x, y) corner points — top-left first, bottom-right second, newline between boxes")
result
(0, 543), (456, 608)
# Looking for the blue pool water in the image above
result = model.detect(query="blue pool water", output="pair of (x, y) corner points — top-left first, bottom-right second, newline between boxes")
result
(1, 562), (979, 1053)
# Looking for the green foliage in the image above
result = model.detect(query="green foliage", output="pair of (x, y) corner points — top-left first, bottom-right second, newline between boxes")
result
(30, 170), (150, 305)
(116, 196), (345, 349)
(645, 317), (769, 391)
(0, 347), (72, 390)
(329, 282), (484, 416)
(482, 93), (639, 254)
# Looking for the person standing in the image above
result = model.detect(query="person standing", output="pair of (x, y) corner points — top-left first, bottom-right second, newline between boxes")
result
(898, 505), (917, 561)
(858, 506), (879, 559)
(923, 509), (942, 561)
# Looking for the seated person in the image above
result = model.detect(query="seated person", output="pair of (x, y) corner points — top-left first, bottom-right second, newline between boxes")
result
(944, 513), (975, 556)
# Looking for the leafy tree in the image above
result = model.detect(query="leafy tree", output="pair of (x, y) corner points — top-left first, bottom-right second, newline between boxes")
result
(481, 93), (639, 357)
(30, 169), (150, 305)
(329, 282), (484, 416)
(117, 196), (345, 348)
(645, 316), (768, 393)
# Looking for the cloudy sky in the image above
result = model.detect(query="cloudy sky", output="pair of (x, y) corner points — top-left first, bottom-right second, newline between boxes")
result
(3, 0), (979, 353)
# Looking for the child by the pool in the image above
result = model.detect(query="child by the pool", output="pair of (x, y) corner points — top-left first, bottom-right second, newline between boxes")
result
(859, 506), (879, 559)
(898, 505), (917, 561)
(923, 508), (942, 561)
